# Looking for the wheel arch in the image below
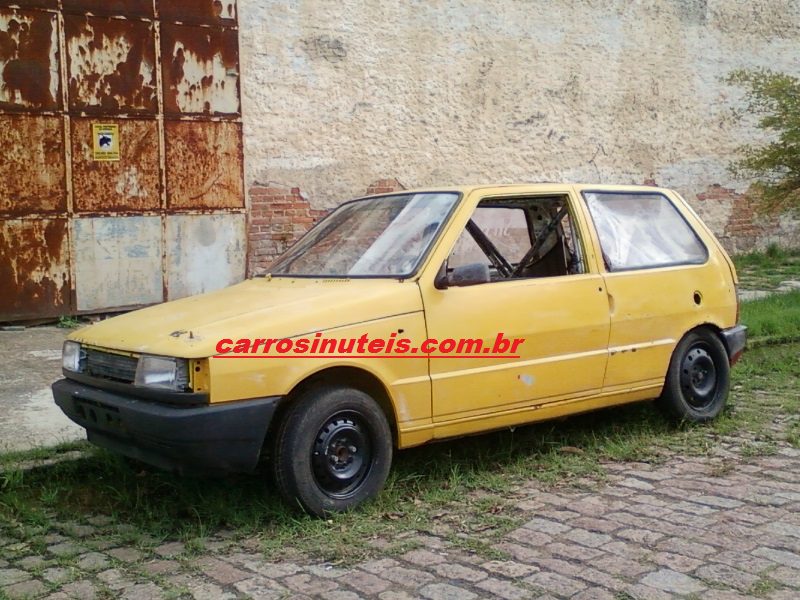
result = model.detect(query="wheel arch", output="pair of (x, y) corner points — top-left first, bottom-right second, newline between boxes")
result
(271, 366), (399, 447)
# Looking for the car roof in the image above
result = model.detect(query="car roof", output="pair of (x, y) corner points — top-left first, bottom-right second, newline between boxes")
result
(364, 183), (673, 197)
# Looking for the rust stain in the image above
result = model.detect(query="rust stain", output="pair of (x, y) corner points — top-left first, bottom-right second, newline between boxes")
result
(159, 0), (237, 26)
(65, 14), (157, 114)
(0, 8), (60, 111)
(71, 117), (161, 212)
(0, 114), (66, 215)
(165, 120), (243, 209)
(0, 218), (71, 320)
(160, 23), (239, 115)
(0, 2), (58, 12)
(62, 0), (154, 18)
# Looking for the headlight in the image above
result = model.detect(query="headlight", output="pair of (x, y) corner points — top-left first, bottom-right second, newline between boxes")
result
(62, 341), (84, 372)
(134, 355), (189, 391)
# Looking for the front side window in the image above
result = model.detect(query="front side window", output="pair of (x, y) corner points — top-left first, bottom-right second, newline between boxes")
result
(269, 193), (458, 277)
(584, 192), (707, 271)
(447, 196), (585, 283)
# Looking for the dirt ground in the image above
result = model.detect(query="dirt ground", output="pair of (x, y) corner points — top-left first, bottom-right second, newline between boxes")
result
(0, 326), (82, 452)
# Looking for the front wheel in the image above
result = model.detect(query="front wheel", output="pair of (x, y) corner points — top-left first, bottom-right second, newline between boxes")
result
(272, 386), (393, 517)
(657, 328), (731, 422)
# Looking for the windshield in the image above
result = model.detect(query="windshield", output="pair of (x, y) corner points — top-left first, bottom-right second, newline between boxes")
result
(269, 192), (459, 277)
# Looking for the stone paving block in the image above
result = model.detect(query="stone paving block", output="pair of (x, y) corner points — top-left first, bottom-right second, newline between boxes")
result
(226, 554), (302, 578)
(76, 552), (109, 571)
(141, 559), (179, 576)
(640, 568), (706, 595)
(0, 569), (31, 586)
(3, 578), (47, 599)
(47, 542), (82, 558)
(381, 566), (435, 588)
(694, 563), (759, 591)
(284, 573), (339, 595)
(475, 577), (529, 600)
(378, 591), (419, 600)
(153, 541), (184, 558)
(60, 580), (98, 599)
(616, 527), (663, 545)
(233, 576), (289, 599)
(656, 537), (717, 557)
(507, 528), (553, 547)
(563, 528), (612, 548)
(752, 546), (800, 569)
(572, 587), (615, 600)
(420, 582), (477, 600)
(185, 579), (238, 600)
(545, 542), (604, 561)
(307, 564), (351, 579)
(480, 559), (538, 578)
(195, 556), (249, 585)
(431, 562), (487, 582)
(359, 558), (400, 575)
(42, 568), (71, 584)
(106, 548), (144, 563)
(524, 571), (587, 596)
(120, 582), (165, 600)
(16, 556), (47, 570)
(571, 516), (620, 533)
(521, 517), (570, 535)
(649, 551), (704, 573)
(402, 549), (447, 567)
(97, 568), (136, 590)
(343, 570), (391, 595)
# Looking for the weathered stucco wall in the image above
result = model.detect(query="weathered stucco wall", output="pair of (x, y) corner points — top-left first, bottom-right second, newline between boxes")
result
(239, 0), (800, 263)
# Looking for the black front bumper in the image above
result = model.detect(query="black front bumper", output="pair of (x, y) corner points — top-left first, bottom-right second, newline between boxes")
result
(53, 378), (279, 475)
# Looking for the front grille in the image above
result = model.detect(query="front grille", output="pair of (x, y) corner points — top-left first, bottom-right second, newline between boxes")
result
(85, 349), (138, 383)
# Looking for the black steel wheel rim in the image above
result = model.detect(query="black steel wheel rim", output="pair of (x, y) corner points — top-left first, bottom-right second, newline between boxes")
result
(680, 344), (718, 407)
(311, 411), (372, 498)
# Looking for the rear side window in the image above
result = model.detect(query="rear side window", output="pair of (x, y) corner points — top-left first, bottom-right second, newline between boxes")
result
(584, 192), (707, 271)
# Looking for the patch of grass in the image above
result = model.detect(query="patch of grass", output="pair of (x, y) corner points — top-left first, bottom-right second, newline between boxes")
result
(740, 290), (800, 340)
(1, 344), (798, 564)
(734, 246), (800, 291)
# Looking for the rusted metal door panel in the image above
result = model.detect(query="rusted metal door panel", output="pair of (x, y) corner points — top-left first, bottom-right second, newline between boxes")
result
(0, 8), (60, 111)
(71, 117), (161, 213)
(165, 120), (243, 209)
(159, 0), (237, 26)
(0, 114), (65, 215)
(62, 0), (153, 19)
(0, 218), (71, 319)
(0, 1), (57, 9)
(160, 23), (240, 116)
(165, 213), (245, 300)
(65, 14), (157, 114)
(73, 216), (163, 311)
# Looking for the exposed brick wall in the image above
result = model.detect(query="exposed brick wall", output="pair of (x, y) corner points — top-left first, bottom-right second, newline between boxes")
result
(365, 178), (406, 195)
(247, 178), (411, 275)
(695, 184), (780, 254)
(247, 185), (327, 276)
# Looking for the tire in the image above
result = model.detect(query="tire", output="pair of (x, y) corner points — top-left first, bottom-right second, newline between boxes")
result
(272, 385), (393, 517)
(657, 328), (731, 422)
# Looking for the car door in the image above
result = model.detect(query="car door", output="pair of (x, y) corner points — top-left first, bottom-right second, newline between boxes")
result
(419, 188), (610, 435)
(580, 188), (716, 394)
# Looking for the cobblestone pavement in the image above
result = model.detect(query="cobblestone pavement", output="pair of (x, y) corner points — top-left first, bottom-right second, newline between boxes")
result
(2, 440), (800, 600)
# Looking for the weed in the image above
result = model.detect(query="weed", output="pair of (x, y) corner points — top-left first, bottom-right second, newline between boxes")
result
(57, 316), (80, 329)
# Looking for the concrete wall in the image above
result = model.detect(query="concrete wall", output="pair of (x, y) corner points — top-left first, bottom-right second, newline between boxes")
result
(238, 0), (800, 270)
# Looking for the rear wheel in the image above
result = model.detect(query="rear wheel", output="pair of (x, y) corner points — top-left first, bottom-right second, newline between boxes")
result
(657, 328), (730, 422)
(272, 385), (392, 517)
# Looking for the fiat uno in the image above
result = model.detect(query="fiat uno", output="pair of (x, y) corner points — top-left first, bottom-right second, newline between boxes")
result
(54, 184), (746, 516)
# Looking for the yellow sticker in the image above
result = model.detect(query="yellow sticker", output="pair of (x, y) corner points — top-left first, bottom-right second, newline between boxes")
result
(92, 124), (120, 161)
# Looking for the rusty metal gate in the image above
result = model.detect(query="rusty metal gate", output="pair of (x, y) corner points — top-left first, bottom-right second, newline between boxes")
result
(0, 0), (244, 322)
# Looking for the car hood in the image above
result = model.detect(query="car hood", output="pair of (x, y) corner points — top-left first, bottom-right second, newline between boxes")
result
(69, 277), (423, 358)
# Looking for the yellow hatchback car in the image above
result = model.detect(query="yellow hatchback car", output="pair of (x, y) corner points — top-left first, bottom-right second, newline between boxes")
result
(54, 184), (746, 516)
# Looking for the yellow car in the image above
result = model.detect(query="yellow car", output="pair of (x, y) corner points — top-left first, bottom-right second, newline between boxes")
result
(54, 184), (746, 516)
